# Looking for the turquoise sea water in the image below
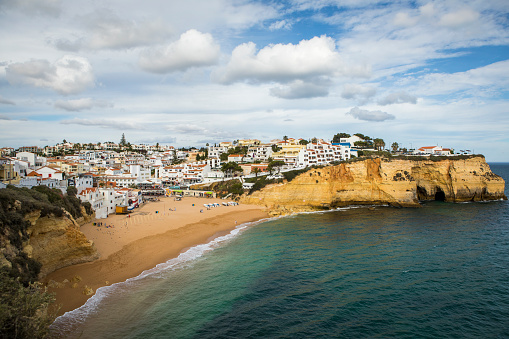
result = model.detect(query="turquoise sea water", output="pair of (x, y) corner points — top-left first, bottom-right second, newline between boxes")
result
(51, 163), (509, 338)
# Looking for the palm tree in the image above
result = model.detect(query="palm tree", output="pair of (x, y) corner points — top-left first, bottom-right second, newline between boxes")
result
(373, 138), (385, 151)
(391, 142), (399, 153)
(252, 167), (261, 178)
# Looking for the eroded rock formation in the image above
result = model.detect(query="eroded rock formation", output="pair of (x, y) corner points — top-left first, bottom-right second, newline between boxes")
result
(241, 156), (506, 216)
(23, 207), (99, 278)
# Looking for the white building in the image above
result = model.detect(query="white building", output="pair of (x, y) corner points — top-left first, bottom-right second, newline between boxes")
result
(414, 146), (452, 156)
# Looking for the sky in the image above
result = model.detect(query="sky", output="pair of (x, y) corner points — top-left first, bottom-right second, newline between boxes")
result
(0, 0), (508, 161)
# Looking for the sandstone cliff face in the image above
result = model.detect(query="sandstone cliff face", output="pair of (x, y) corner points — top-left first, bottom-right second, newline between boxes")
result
(241, 156), (506, 216)
(23, 207), (99, 278)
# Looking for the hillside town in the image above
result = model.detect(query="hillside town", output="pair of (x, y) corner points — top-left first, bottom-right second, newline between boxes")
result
(0, 133), (463, 219)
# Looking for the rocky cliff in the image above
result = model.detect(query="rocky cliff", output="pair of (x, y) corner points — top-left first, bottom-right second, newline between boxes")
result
(241, 156), (507, 216)
(0, 186), (99, 281)
(23, 207), (99, 278)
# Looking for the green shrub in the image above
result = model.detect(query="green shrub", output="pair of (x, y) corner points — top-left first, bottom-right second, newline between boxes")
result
(0, 268), (57, 339)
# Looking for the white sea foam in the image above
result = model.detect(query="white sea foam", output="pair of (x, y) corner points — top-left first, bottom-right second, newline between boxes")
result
(50, 217), (272, 333)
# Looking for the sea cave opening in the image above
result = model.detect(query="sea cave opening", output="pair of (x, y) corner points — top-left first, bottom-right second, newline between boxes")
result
(434, 187), (446, 201)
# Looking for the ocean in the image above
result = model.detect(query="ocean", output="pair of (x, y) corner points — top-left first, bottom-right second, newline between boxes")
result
(51, 163), (509, 338)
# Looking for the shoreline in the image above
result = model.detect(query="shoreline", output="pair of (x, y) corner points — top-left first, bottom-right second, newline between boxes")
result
(44, 197), (269, 316)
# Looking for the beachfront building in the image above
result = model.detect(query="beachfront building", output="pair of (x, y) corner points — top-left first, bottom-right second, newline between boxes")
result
(272, 143), (307, 168)
(294, 141), (355, 167)
(414, 146), (452, 156)
(207, 145), (229, 160)
(247, 144), (273, 162)
(78, 187), (106, 218)
(338, 135), (365, 146)
(156, 162), (211, 185)
(75, 173), (94, 194)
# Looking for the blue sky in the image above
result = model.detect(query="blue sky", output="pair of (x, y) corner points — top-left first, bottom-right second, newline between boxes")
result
(0, 0), (508, 161)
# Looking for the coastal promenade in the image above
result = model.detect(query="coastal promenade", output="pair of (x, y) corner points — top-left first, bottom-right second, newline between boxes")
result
(44, 196), (268, 315)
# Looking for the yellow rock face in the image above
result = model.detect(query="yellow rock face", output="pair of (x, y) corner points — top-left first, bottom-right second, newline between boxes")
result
(24, 207), (99, 278)
(241, 156), (506, 216)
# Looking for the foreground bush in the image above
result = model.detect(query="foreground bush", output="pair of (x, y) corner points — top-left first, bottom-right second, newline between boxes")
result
(0, 270), (57, 338)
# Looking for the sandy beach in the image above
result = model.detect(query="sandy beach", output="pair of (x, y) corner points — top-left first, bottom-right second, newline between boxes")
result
(44, 196), (268, 315)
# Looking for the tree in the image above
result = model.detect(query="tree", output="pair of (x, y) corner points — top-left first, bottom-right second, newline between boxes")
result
(391, 142), (399, 152)
(271, 144), (281, 152)
(221, 162), (243, 178)
(311, 137), (318, 143)
(283, 135), (288, 143)
(299, 139), (309, 145)
(373, 138), (385, 151)
(267, 159), (285, 175)
(0, 272), (57, 338)
(332, 133), (351, 143)
(252, 167), (261, 178)
(156, 142), (159, 151)
(354, 133), (371, 141)
(120, 133), (127, 146)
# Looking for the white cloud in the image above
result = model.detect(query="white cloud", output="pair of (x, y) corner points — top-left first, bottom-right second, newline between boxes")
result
(0, 96), (15, 105)
(84, 9), (171, 50)
(139, 29), (220, 74)
(54, 98), (113, 111)
(60, 118), (139, 130)
(269, 20), (292, 31)
(341, 84), (376, 102)
(270, 80), (329, 99)
(393, 12), (418, 27)
(5, 55), (94, 95)
(346, 107), (395, 122)
(49, 9), (171, 51)
(404, 60), (509, 97)
(0, 114), (11, 120)
(419, 3), (435, 17)
(439, 8), (480, 28)
(213, 35), (369, 85)
(378, 91), (417, 105)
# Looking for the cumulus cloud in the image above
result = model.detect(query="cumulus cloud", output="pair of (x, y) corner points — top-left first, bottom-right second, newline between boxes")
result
(60, 118), (139, 130)
(341, 84), (376, 102)
(5, 55), (94, 95)
(346, 107), (395, 122)
(54, 98), (113, 112)
(213, 35), (368, 85)
(139, 29), (220, 73)
(49, 9), (171, 51)
(269, 20), (292, 31)
(0, 96), (15, 105)
(377, 91), (417, 105)
(85, 10), (170, 50)
(1, 0), (61, 17)
(439, 8), (480, 28)
(270, 80), (329, 99)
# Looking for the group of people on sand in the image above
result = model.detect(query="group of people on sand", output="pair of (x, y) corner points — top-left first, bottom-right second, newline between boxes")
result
(93, 222), (114, 228)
